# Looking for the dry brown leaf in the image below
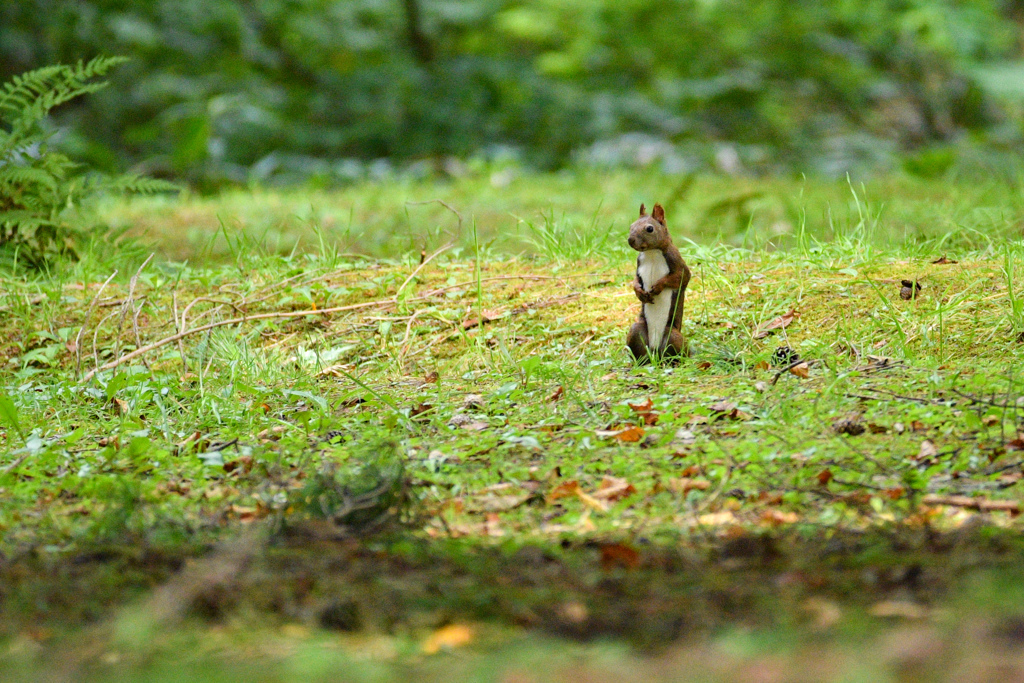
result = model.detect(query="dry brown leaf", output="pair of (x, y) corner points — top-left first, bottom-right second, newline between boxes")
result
(754, 309), (797, 339)
(931, 255), (958, 265)
(576, 489), (610, 512)
(476, 493), (532, 512)
(789, 362), (810, 379)
(422, 624), (475, 654)
(696, 361), (712, 370)
(595, 425), (646, 442)
(867, 423), (888, 434)
(111, 397), (129, 415)
(628, 398), (654, 413)
(547, 480), (581, 503)
(547, 386), (564, 402)
(817, 469), (834, 486)
(423, 371), (439, 384)
(916, 440), (937, 460)
(709, 400), (736, 413)
(628, 398), (659, 426)
(462, 309), (505, 330)
(599, 543), (640, 570)
(910, 420), (926, 432)
(593, 476), (636, 502)
(883, 487), (905, 500)
(802, 597), (842, 629)
(695, 511), (736, 526)
(869, 601), (929, 620)
(1008, 438), (1024, 451)
(668, 477), (711, 494)
(761, 509), (799, 525)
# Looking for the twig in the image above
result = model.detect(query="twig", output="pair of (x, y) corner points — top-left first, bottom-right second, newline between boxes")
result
(394, 241), (453, 300)
(921, 494), (1020, 514)
(113, 254), (154, 365)
(74, 270), (118, 377)
(83, 295), (427, 382)
(172, 291), (188, 371)
(770, 358), (818, 386)
(405, 199), (463, 241)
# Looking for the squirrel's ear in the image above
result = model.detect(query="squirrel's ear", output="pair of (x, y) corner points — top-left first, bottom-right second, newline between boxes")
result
(639, 203), (647, 217)
(652, 203), (665, 223)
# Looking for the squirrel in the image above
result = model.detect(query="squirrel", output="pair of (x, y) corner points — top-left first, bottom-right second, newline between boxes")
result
(626, 203), (691, 362)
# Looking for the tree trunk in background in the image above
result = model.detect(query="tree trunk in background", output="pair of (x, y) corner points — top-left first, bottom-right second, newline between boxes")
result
(402, 0), (434, 64)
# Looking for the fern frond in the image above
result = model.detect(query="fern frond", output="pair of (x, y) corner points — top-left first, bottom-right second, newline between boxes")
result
(0, 56), (128, 140)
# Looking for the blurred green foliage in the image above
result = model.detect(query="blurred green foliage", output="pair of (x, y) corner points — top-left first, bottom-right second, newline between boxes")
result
(2, 0), (1023, 187)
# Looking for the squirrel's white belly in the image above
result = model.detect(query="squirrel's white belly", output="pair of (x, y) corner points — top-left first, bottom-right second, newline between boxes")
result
(638, 249), (672, 351)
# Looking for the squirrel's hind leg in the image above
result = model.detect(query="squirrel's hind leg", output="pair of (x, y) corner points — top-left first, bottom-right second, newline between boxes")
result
(627, 321), (651, 364)
(663, 329), (690, 360)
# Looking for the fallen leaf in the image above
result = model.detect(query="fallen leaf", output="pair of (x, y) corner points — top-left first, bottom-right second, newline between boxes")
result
(593, 476), (636, 502)
(576, 489), (610, 512)
(916, 440), (937, 460)
(789, 362), (810, 379)
(556, 601), (588, 625)
(761, 509), (799, 525)
(595, 425), (645, 442)
(628, 398), (653, 413)
(111, 397), (129, 415)
(696, 361), (712, 370)
(754, 381), (768, 393)
(463, 394), (485, 409)
(802, 597), (842, 629)
(696, 511), (737, 526)
(668, 477), (711, 494)
(448, 414), (489, 431)
(423, 371), (439, 384)
(547, 386), (564, 402)
(833, 414), (864, 435)
(422, 624), (475, 654)
(1008, 438), (1024, 451)
(899, 280), (922, 300)
(409, 403), (432, 417)
(754, 360), (770, 371)
(883, 487), (905, 500)
(867, 423), (888, 434)
(679, 465), (702, 478)
(462, 309), (505, 330)
(817, 469), (834, 486)
(547, 480), (581, 503)
(910, 420), (926, 432)
(710, 400), (737, 413)
(674, 429), (696, 445)
(869, 601), (929, 620)
(599, 543), (640, 570)
(628, 398), (659, 425)
(475, 493), (533, 512)
(754, 309), (798, 339)
(482, 512), (504, 537)
(931, 255), (958, 264)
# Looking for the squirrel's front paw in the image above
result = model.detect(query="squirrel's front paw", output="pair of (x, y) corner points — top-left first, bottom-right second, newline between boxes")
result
(634, 287), (653, 303)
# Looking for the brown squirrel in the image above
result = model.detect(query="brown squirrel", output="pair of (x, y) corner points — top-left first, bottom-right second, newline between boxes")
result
(626, 203), (691, 362)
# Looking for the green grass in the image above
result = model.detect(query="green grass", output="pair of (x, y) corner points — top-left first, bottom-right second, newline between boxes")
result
(6, 169), (1024, 680)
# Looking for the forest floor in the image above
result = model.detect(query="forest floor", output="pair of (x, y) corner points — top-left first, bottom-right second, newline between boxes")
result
(5, 170), (1024, 681)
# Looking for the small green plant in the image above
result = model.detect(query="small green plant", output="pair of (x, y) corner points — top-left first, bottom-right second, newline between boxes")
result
(1003, 243), (1024, 341)
(0, 56), (176, 266)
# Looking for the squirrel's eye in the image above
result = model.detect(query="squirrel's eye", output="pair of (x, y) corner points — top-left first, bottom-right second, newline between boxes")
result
(645, 225), (654, 233)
